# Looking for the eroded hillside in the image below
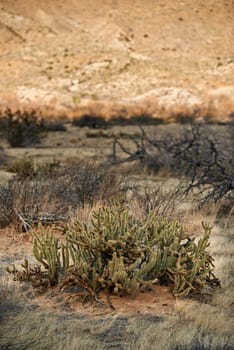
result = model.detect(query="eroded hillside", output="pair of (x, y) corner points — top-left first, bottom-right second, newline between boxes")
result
(0, 0), (234, 120)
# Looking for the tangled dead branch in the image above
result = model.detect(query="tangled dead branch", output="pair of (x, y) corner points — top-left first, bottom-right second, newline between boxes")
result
(112, 124), (234, 206)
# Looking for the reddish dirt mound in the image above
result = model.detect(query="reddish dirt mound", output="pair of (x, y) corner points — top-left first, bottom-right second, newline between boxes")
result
(0, 228), (175, 316)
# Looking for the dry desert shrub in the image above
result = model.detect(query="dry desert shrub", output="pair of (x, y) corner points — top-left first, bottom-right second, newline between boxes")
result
(56, 161), (125, 209)
(0, 160), (125, 230)
(0, 108), (67, 147)
(0, 108), (45, 147)
(6, 157), (61, 178)
(128, 185), (181, 220)
(112, 123), (234, 207)
(167, 124), (233, 204)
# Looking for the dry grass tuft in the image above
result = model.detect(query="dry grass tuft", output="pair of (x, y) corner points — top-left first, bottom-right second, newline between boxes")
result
(175, 299), (234, 339)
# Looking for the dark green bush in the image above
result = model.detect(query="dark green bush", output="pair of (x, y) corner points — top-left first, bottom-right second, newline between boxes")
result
(0, 109), (44, 147)
(110, 115), (165, 126)
(72, 114), (108, 129)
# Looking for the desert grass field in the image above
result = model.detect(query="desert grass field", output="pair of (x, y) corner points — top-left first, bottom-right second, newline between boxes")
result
(0, 117), (233, 350)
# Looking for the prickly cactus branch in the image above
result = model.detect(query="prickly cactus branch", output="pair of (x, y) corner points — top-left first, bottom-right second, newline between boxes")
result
(7, 203), (220, 298)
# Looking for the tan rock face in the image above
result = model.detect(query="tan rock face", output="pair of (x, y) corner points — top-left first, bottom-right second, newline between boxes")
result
(0, 0), (233, 120)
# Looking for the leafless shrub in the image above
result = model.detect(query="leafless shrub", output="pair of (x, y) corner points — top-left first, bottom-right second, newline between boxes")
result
(0, 185), (15, 228)
(112, 123), (234, 207)
(165, 124), (234, 205)
(56, 161), (126, 208)
(0, 161), (125, 230)
(112, 127), (166, 172)
(129, 185), (181, 219)
(0, 174), (66, 230)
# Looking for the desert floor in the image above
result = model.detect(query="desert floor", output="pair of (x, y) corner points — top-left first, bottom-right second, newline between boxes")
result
(0, 122), (233, 349)
(0, 1), (234, 349)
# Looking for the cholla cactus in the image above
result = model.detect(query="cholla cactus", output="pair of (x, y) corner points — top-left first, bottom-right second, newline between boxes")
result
(32, 226), (62, 285)
(7, 203), (220, 298)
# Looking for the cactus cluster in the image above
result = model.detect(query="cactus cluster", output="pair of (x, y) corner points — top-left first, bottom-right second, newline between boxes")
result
(7, 203), (220, 298)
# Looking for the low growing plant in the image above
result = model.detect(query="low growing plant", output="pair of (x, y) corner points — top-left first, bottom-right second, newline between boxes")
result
(7, 158), (61, 178)
(7, 203), (220, 299)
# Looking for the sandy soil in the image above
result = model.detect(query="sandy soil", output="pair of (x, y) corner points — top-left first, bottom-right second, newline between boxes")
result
(0, 0), (234, 121)
(0, 226), (175, 317)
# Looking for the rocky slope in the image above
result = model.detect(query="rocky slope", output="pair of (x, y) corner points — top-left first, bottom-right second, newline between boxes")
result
(0, 0), (233, 120)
